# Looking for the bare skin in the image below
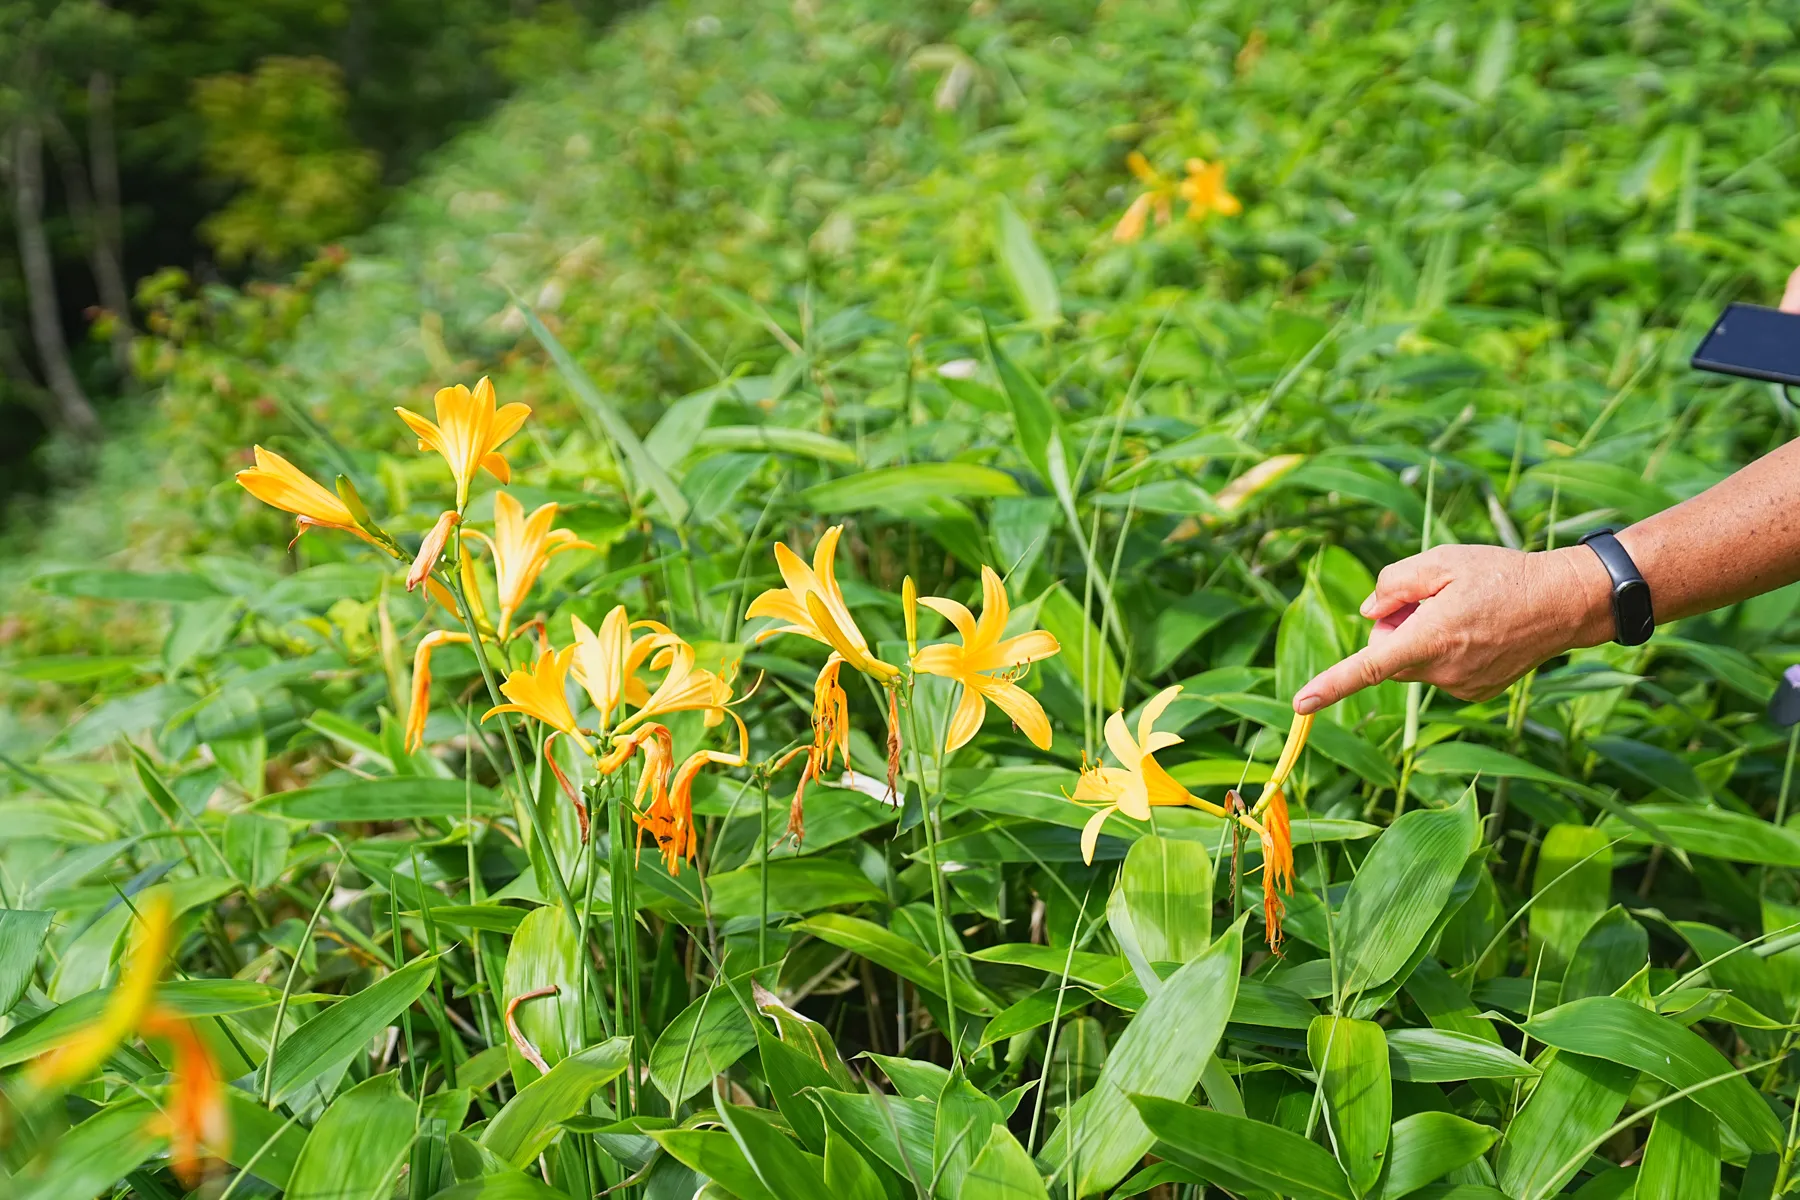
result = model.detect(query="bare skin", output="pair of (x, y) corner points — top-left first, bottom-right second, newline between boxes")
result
(1296, 270), (1800, 715)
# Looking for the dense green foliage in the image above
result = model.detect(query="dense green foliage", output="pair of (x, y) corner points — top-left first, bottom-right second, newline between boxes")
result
(7, 0), (1800, 1197)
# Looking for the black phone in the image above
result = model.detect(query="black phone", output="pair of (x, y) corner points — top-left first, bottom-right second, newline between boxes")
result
(1691, 303), (1800, 386)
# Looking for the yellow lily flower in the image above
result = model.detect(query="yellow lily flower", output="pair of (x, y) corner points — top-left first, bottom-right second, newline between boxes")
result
(745, 524), (899, 682)
(639, 709), (750, 876)
(32, 894), (228, 1187)
(1178, 157), (1242, 219)
(394, 376), (532, 510)
(1072, 686), (1224, 864)
(466, 492), (594, 639)
(912, 565), (1060, 752)
(570, 607), (676, 731)
(1113, 151), (1175, 244)
(482, 643), (591, 753)
(616, 639), (735, 732)
(235, 446), (380, 548)
(405, 629), (472, 753)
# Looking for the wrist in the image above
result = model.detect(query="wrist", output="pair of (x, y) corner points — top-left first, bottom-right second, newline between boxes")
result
(1547, 544), (1618, 649)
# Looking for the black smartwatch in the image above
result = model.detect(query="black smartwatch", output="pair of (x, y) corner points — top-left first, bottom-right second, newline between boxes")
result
(1579, 528), (1655, 646)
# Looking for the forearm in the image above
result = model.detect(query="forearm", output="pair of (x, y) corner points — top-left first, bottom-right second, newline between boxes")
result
(1607, 438), (1800, 632)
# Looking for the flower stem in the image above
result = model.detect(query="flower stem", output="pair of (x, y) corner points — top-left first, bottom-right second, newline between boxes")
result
(443, 532), (583, 937)
(900, 675), (960, 1064)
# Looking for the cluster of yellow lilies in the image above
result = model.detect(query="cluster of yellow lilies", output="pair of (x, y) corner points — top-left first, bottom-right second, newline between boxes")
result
(235, 376), (1312, 928)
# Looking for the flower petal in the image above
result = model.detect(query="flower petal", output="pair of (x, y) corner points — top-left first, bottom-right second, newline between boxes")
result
(1080, 806), (1114, 865)
(943, 684), (987, 752)
(982, 680), (1052, 750)
(918, 595), (978, 642)
(971, 565), (1009, 650)
(1137, 685), (1185, 749)
(1104, 711), (1140, 769)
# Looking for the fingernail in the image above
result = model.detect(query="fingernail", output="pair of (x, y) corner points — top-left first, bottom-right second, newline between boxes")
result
(1359, 593), (1377, 617)
(1294, 693), (1320, 715)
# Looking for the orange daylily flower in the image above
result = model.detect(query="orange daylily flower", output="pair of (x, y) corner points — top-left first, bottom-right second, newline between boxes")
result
(745, 525), (899, 682)
(1072, 686), (1227, 864)
(617, 639), (736, 732)
(783, 654), (852, 842)
(483, 643), (591, 753)
(32, 895), (228, 1187)
(394, 376), (531, 510)
(405, 629), (472, 753)
(911, 565), (1060, 752)
(1114, 151), (1241, 243)
(570, 607), (676, 731)
(407, 510), (461, 592)
(466, 492), (593, 638)
(1251, 711), (1313, 953)
(235, 446), (380, 548)
(1178, 157), (1242, 219)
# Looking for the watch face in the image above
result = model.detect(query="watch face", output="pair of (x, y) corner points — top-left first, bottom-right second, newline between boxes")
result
(1615, 579), (1654, 645)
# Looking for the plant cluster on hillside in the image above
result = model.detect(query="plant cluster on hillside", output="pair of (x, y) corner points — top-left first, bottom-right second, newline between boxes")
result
(6, 0), (1800, 1197)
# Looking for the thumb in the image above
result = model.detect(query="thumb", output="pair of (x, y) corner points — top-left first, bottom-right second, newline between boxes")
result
(1783, 266), (1800, 314)
(1362, 551), (1453, 621)
(1294, 625), (1432, 715)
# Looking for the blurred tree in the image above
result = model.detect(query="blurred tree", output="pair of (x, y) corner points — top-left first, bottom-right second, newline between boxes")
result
(193, 57), (380, 268)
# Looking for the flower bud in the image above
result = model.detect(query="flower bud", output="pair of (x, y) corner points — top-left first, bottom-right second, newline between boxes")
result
(902, 575), (918, 658)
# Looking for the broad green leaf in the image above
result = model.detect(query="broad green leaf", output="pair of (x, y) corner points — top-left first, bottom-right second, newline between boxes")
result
(1529, 824), (1613, 977)
(757, 1021), (837, 1151)
(265, 956), (437, 1104)
(285, 1072), (415, 1200)
(1385, 1028), (1536, 1082)
(482, 1038), (631, 1165)
(1308, 1016), (1390, 1196)
(650, 977), (757, 1102)
(935, 1067), (1003, 1197)
(824, 1128), (888, 1200)
(1381, 1112), (1498, 1199)
(752, 980), (854, 1089)
(1561, 906), (1649, 1002)
(503, 906), (586, 1088)
(1411, 742), (1572, 788)
(965, 943), (1125, 987)
(1590, 735), (1705, 803)
(1043, 918), (1243, 1195)
(704, 858), (887, 918)
(4, 654), (149, 683)
(1521, 996), (1782, 1152)
(1637, 1098), (1719, 1200)
(866, 1053), (952, 1099)
(693, 424), (857, 464)
(964, 1124), (1050, 1200)
(1598, 805), (1800, 867)
(793, 913), (994, 1013)
(0, 978), (292, 1069)
(1276, 571), (1350, 726)
(32, 568), (222, 601)
(223, 1089), (308, 1188)
(0, 797), (122, 843)
(516, 298), (689, 524)
(1283, 458), (1425, 531)
(1524, 459), (1675, 523)
(0, 909), (52, 1015)
(225, 810), (289, 891)
(799, 462), (1023, 512)
(428, 1172), (569, 1199)
(983, 321), (1064, 488)
(652, 1128), (779, 1200)
(1336, 790), (1478, 995)
(718, 1100), (827, 1194)
(9, 1096), (164, 1200)
(1496, 1051), (1636, 1198)
(811, 1088), (936, 1185)
(260, 776), (505, 820)
(1120, 834), (1212, 963)
(976, 986), (1091, 1050)
(993, 196), (1060, 328)
(1132, 1098), (1352, 1200)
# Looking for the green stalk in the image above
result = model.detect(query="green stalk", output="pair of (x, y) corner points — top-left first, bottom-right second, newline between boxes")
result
(900, 675), (960, 1063)
(758, 775), (772, 967)
(443, 531), (584, 937)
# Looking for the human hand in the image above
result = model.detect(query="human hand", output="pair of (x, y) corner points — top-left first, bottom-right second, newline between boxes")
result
(1784, 266), (1800, 313)
(1293, 543), (1615, 714)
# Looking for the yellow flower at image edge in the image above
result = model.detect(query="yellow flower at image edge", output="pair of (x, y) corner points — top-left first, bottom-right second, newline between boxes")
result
(32, 895), (229, 1187)
(1072, 685), (1207, 864)
(395, 376), (531, 509)
(912, 565), (1060, 751)
(235, 446), (378, 547)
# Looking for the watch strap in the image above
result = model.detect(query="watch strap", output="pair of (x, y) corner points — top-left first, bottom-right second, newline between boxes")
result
(1579, 529), (1655, 646)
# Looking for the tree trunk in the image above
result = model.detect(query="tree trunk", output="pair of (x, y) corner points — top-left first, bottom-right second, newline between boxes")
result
(87, 70), (134, 375)
(11, 117), (100, 437)
(47, 111), (133, 381)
